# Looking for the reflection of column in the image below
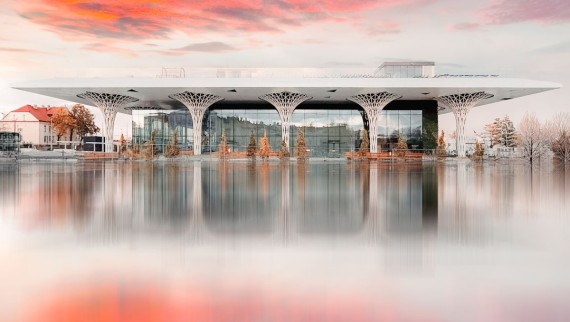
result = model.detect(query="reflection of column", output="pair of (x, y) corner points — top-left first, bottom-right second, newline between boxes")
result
(368, 164), (379, 241)
(169, 91), (223, 155)
(77, 92), (138, 153)
(192, 161), (203, 242)
(259, 91), (312, 149)
(436, 92), (493, 157)
(280, 164), (291, 243)
(348, 92), (401, 153)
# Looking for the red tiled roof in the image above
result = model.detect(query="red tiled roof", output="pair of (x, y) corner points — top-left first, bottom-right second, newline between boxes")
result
(12, 105), (67, 122)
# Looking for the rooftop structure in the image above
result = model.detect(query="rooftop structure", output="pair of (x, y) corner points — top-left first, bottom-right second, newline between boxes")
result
(12, 62), (561, 157)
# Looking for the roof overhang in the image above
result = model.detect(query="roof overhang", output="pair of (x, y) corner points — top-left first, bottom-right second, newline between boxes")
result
(12, 77), (561, 115)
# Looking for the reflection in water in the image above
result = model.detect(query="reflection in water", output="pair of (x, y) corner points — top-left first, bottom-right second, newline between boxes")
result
(2, 161), (570, 321)
(4, 161), (570, 244)
(0, 161), (442, 240)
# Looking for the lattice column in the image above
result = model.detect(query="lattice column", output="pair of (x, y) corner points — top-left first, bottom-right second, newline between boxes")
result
(259, 92), (312, 148)
(77, 92), (138, 153)
(348, 92), (401, 153)
(169, 91), (223, 155)
(436, 92), (493, 157)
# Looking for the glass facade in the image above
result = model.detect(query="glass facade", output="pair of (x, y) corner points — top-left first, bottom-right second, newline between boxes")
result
(132, 107), (427, 156)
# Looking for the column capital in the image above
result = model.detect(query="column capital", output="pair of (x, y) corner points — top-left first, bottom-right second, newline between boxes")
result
(259, 91), (311, 149)
(77, 91), (138, 153)
(169, 91), (223, 156)
(348, 92), (401, 153)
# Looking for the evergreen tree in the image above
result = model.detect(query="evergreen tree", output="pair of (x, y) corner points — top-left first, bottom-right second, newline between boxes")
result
(165, 129), (180, 158)
(143, 129), (159, 158)
(246, 130), (257, 158)
(296, 129), (308, 160)
(484, 118), (502, 148)
(359, 129), (369, 157)
(279, 139), (290, 159)
(395, 134), (408, 158)
(219, 130), (230, 159)
(501, 115), (517, 147)
(259, 130), (270, 160)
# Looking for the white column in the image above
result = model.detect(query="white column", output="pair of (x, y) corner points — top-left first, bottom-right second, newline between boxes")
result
(169, 91), (223, 156)
(259, 91), (312, 149)
(436, 92), (493, 157)
(348, 92), (401, 153)
(78, 92), (138, 153)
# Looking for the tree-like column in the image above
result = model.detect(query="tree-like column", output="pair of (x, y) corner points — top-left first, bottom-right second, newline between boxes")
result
(169, 91), (223, 155)
(348, 92), (401, 153)
(436, 92), (493, 157)
(259, 91), (311, 149)
(77, 92), (138, 153)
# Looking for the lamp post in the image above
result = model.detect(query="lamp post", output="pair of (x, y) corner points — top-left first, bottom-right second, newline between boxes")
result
(47, 111), (53, 150)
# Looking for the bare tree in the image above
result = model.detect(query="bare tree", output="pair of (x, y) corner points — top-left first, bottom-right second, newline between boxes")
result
(517, 112), (549, 164)
(545, 112), (570, 163)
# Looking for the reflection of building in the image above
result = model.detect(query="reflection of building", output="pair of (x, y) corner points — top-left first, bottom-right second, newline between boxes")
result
(13, 62), (560, 156)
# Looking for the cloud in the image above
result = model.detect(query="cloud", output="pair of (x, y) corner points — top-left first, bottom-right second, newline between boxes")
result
(451, 0), (570, 31)
(173, 42), (236, 53)
(0, 47), (46, 54)
(531, 40), (570, 54)
(17, 0), (430, 41)
(448, 22), (480, 31)
(81, 43), (137, 57)
(481, 0), (570, 25)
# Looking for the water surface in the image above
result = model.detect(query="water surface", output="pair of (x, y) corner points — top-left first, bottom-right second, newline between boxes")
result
(1, 160), (569, 321)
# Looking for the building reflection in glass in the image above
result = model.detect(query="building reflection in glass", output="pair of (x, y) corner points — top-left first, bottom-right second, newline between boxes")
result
(132, 106), (429, 156)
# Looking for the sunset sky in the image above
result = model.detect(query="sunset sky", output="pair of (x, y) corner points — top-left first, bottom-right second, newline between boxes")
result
(0, 0), (568, 135)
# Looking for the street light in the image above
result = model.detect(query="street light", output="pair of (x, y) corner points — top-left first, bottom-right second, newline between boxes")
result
(47, 111), (53, 150)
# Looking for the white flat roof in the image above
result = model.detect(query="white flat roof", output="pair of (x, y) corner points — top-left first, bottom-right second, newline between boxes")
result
(12, 77), (561, 115)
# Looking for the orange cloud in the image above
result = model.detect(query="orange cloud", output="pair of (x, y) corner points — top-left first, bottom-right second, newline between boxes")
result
(18, 0), (425, 40)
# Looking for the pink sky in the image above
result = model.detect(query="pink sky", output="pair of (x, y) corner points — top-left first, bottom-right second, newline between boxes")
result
(0, 0), (568, 135)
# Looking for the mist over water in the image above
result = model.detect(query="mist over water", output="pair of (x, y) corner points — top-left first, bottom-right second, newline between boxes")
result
(1, 161), (569, 321)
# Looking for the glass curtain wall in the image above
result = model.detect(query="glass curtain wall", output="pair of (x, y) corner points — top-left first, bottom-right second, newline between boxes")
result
(377, 110), (423, 150)
(131, 108), (424, 156)
(132, 110), (194, 152)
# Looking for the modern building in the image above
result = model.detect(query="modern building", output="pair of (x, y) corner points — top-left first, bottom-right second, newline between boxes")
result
(12, 62), (561, 157)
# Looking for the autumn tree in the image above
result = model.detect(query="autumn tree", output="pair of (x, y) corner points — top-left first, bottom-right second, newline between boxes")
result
(258, 130), (270, 160)
(246, 130), (257, 158)
(142, 129), (159, 158)
(119, 133), (127, 153)
(51, 108), (76, 142)
(518, 112), (549, 164)
(165, 129), (181, 158)
(359, 129), (369, 157)
(279, 139), (290, 159)
(218, 130), (230, 160)
(296, 129), (308, 161)
(70, 104), (99, 141)
(436, 130), (447, 158)
(472, 140), (484, 160)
